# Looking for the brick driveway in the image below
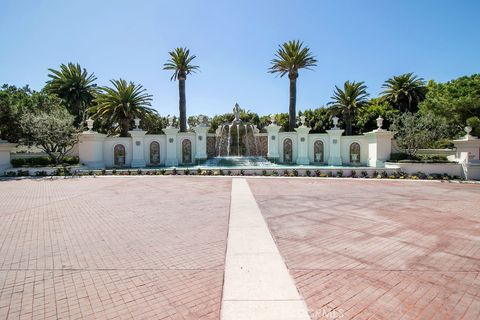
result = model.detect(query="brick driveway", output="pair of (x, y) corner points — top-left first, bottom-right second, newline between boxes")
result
(0, 177), (231, 319)
(249, 179), (480, 320)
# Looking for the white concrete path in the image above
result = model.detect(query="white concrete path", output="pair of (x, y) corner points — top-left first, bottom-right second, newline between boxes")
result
(221, 178), (311, 320)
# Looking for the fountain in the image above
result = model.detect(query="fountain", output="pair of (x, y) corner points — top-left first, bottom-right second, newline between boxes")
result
(206, 103), (274, 167)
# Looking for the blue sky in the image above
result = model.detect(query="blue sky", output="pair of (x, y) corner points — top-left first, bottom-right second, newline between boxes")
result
(1, 0), (479, 117)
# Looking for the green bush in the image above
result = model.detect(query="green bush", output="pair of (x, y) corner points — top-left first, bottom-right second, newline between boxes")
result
(11, 156), (79, 167)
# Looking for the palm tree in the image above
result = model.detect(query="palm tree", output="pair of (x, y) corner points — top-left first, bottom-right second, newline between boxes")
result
(45, 63), (97, 126)
(328, 81), (369, 135)
(380, 73), (427, 112)
(91, 79), (155, 137)
(163, 47), (199, 132)
(269, 40), (317, 131)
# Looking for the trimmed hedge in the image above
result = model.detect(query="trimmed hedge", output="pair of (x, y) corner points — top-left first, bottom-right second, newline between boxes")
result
(389, 153), (451, 163)
(11, 156), (79, 167)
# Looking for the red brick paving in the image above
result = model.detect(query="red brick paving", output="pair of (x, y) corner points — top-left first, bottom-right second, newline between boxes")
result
(0, 177), (231, 320)
(249, 179), (480, 320)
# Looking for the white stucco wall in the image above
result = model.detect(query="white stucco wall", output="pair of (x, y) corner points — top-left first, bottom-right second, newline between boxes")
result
(278, 132), (298, 163)
(385, 162), (463, 177)
(143, 135), (167, 166)
(176, 132), (196, 165)
(103, 138), (132, 168)
(341, 136), (368, 166)
(308, 134), (329, 164)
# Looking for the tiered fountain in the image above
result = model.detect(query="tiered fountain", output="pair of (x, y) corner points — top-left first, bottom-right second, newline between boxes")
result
(204, 103), (273, 167)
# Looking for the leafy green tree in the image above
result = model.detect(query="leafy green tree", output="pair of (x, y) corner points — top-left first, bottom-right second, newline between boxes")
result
(269, 40), (317, 131)
(466, 116), (480, 136)
(163, 47), (199, 132)
(19, 107), (78, 164)
(390, 112), (450, 155)
(300, 107), (332, 133)
(0, 86), (69, 142)
(381, 73), (427, 113)
(328, 81), (369, 135)
(355, 98), (399, 134)
(44, 63), (97, 126)
(419, 74), (480, 136)
(91, 79), (155, 137)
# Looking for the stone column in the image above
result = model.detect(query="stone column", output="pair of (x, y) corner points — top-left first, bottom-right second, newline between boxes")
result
(295, 116), (311, 165)
(193, 124), (209, 161)
(0, 140), (16, 174)
(163, 127), (179, 166)
(452, 126), (480, 163)
(363, 117), (394, 167)
(128, 129), (147, 168)
(266, 116), (281, 160)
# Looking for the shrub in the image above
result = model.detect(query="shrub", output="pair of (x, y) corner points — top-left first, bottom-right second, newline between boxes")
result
(350, 170), (357, 178)
(262, 170), (267, 176)
(197, 168), (202, 175)
(219, 169), (224, 175)
(112, 169), (117, 175)
(319, 172), (328, 177)
(137, 169), (143, 175)
(207, 170), (213, 175)
(172, 168), (177, 175)
(240, 169), (245, 176)
(381, 171), (388, 178)
(5, 171), (16, 177)
(372, 170), (379, 178)
(227, 170), (232, 175)
(17, 169), (30, 176)
(11, 156), (76, 167)
(361, 171), (368, 178)
(336, 170), (343, 177)
(306, 170), (311, 177)
(292, 169), (298, 177)
(272, 170), (278, 176)
(160, 169), (166, 175)
(315, 169), (321, 177)
(283, 170), (289, 176)
(35, 170), (47, 176)
(327, 171), (333, 177)
(184, 169), (190, 175)
(55, 167), (71, 176)
(101, 169), (106, 175)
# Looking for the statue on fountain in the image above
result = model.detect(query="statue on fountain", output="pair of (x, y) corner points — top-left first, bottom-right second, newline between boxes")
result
(233, 103), (241, 123)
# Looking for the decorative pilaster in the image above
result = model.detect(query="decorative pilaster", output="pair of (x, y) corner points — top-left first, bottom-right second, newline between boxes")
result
(163, 117), (179, 166)
(363, 117), (394, 167)
(193, 116), (209, 160)
(295, 116), (311, 165)
(0, 140), (16, 174)
(266, 115), (281, 160)
(326, 116), (344, 166)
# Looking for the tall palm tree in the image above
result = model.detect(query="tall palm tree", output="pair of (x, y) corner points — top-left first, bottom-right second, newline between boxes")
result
(328, 81), (369, 135)
(91, 79), (155, 137)
(163, 47), (199, 132)
(381, 73), (427, 112)
(45, 63), (97, 126)
(269, 40), (317, 131)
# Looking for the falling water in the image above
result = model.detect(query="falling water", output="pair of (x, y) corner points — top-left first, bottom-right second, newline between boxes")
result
(227, 124), (233, 157)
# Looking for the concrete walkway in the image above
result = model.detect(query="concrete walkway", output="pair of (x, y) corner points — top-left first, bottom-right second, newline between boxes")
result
(221, 178), (310, 320)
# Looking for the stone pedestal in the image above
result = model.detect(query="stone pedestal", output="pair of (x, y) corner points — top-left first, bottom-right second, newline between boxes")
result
(0, 141), (16, 174)
(326, 129), (344, 166)
(163, 127), (179, 166)
(78, 132), (106, 169)
(193, 125), (208, 160)
(452, 134), (480, 163)
(295, 126), (311, 165)
(128, 130), (147, 168)
(364, 129), (394, 167)
(266, 124), (281, 160)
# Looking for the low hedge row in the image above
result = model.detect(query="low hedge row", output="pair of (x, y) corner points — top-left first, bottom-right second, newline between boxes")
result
(11, 156), (79, 167)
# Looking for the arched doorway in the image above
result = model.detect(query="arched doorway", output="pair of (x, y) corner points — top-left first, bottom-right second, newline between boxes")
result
(150, 141), (160, 165)
(314, 140), (324, 163)
(114, 144), (126, 166)
(182, 139), (192, 164)
(283, 138), (293, 163)
(350, 142), (360, 164)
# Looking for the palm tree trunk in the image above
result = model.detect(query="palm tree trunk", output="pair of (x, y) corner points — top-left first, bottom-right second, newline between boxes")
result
(179, 78), (187, 132)
(289, 77), (297, 131)
(346, 117), (352, 136)
(120, 118), (130, 137)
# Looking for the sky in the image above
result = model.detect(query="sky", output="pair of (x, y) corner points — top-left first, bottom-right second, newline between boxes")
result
(1, 0), (479, 117)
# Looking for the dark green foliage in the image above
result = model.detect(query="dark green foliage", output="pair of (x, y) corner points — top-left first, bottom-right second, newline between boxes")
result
(11, 156), (79, 167)
(420, 75), (480, 137)
(328, 81), (369, 135)
(269, 40), (317, 131)
(45, 63), (97, 126)
(381, 73), (427, 113)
